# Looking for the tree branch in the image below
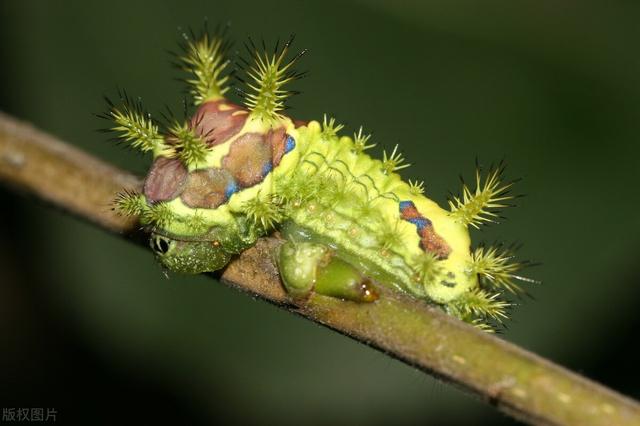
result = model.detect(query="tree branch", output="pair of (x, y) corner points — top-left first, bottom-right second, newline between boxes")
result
(1, 110), (638, 426)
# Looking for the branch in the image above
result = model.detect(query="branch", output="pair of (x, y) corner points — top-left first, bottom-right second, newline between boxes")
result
(1, 110), (638, 426)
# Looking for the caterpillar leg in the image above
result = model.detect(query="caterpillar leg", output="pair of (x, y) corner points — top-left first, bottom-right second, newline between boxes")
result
(277, 241), (378, 302)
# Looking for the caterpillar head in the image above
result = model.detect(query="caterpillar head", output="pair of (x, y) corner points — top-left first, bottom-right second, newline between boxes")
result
(149, 232), (232, 274)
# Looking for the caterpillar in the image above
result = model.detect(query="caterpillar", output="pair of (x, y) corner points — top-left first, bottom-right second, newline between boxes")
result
(105, 27), (535, 331)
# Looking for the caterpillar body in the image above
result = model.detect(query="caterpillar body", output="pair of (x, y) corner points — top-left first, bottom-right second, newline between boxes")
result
(107, 29), (534, 331)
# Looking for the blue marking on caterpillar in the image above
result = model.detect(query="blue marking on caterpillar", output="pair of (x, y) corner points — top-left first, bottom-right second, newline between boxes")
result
(408, 217), (430, 231)
(399, 200), (413, 210)
(262, 161), (273, 176)
(225, 181), (238, 198)
(285, 135), (296, 153)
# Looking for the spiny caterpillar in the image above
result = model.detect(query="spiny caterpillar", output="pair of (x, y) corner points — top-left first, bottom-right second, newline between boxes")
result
(104, 27), (536, 331)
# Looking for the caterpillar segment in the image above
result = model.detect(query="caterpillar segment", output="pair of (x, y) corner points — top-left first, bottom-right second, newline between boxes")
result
(107, 29), (533, 331)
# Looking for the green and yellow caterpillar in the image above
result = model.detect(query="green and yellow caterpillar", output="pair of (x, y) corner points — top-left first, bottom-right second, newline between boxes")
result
(106, 28), (534, 331)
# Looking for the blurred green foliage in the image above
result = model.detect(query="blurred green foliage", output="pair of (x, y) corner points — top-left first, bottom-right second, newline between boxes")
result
(1, 1), (639, 424)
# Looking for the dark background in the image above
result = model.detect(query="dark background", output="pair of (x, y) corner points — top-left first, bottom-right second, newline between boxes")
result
(1, 1), (639, 425)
